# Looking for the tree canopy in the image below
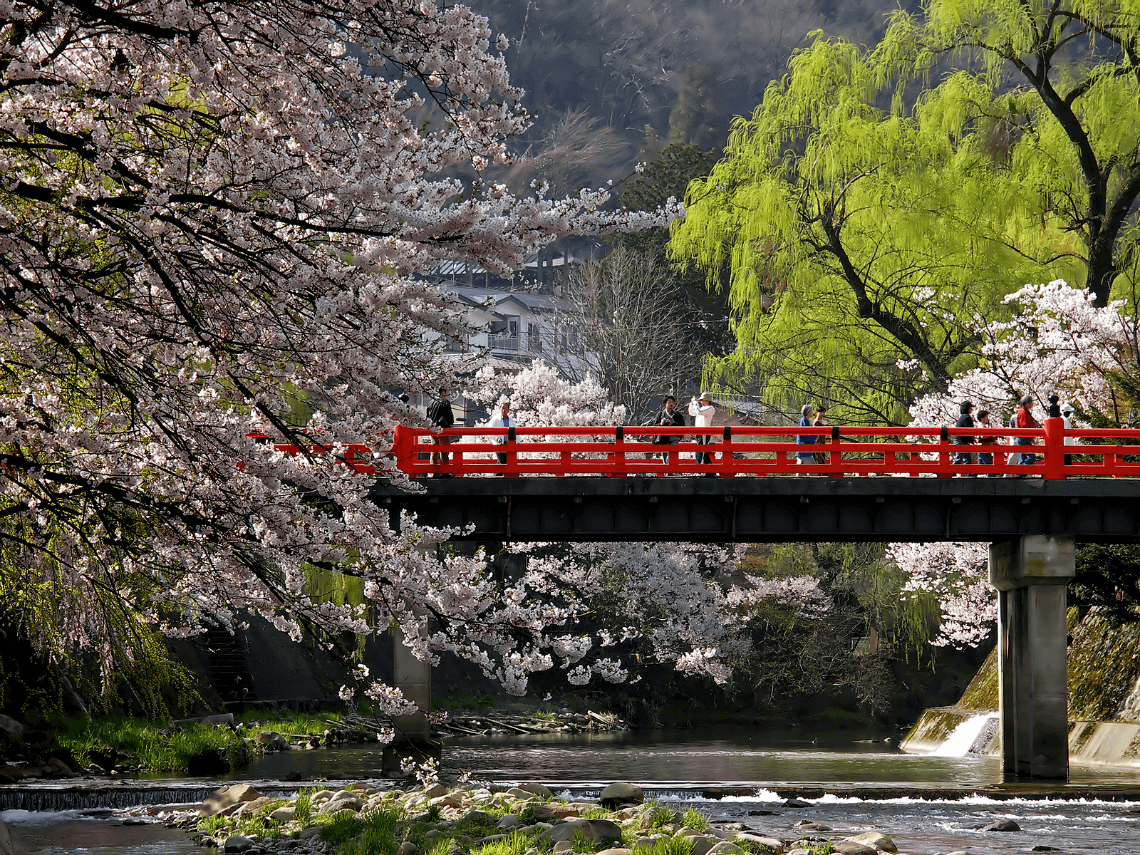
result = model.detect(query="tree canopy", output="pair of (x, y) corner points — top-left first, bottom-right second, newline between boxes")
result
(672, 0), (1140, 424)
(0, 0), (671, 705)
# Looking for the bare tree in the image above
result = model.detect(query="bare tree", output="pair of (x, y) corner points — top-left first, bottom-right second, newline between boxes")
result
(548, 247), (702, 420)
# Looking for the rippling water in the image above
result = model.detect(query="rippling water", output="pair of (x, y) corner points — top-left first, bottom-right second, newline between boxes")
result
(8, 727), (1140, 854)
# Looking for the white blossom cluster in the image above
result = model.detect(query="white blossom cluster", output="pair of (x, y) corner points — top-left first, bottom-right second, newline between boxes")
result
(894, 279), (1137, 648)
(0, 0), (677, 691)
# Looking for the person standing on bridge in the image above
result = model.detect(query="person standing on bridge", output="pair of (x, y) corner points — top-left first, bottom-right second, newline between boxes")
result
(796, 403), (817, 471)
(427, 387), (455, 475)
(1062, 402), (1078, 466)
(1014, 393), (1039, 474)
(654, 395), (686, 467)
(688, 392), (716, 474)
(976, 409), (997, 473)
(953, 400), (975, 468)
(489, 397), (512, 468)
(812, 404), (829, 465)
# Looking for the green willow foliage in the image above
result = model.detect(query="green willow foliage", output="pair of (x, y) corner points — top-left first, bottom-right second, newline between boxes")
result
(672, 0), (1140, 424)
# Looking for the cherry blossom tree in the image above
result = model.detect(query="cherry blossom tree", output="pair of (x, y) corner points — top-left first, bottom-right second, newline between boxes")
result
(0, 0), (678, 708)
(464, 361), (832, 687)
(893, 280), (1139, 648)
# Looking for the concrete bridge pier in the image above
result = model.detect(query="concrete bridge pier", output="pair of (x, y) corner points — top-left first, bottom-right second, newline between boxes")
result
(988, 535), (1076, 780)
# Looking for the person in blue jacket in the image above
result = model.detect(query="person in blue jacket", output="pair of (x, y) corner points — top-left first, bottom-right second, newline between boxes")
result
(796, 403), (817, 470)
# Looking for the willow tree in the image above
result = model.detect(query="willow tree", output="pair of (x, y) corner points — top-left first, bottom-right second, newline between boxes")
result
(672, 0), (1140, 424)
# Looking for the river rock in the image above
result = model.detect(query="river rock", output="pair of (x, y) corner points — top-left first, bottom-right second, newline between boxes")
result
(830, 842), (876, 855)
(0, 715), (23, 740)
(397, 843), (420, 855)
(596, 849), (632, 855)
(497, 814), (522, 829)
(533, 802), (585, 821)
(552, 843), (574, 854)
(706, 843), (745, 855)
(600, 783), (644, 807)
(45, 757), (75, 777)
(978, 818), (1021, 832)
(0, 819), (13, 855)
(515, 783), (556, 799)
(201, 784), (265, 818)
(782, 798), (810, 808)
(687, 835), (720, 855)
(733, 832), (784, 853)
(423, 783), (448, 798)
(846, 831), (896, 852)
(320, 795), (363, 814)
(269, 806), (295, 823)
(544, 819), (623, 846)
(257, 732), (289, 752)
(234, 796), (271, 817)
(223, 836), (257, 853)
(430, 792), (464, 809)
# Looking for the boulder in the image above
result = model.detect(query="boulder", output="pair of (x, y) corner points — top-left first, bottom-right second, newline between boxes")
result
(830, 842), (876, 855)
(269, 806), (295, 823)
(978, 818), (1021, 832)
(732, 832), (784, 854)
(846, 832), (896, 853)
(45, 757), (75, 777)
(201, 784), (265, 818)
(257, 732), (289, 752)
(497, 815), (521, 829)
(461, 810), (496, 824)
(705, 844), (744, 855)
(552, 843), (574, 854)
(545, 819), (623, 847)
(505, 787), (537, 801)
(397, 843), (421, 855)
(600, 783), (644, 808)
(688, 835), (720, 855)
(596, 849), (632, 855)
(533, 802), (584, 821)
(222, 836), (257, 853)
(320, 796), (364, 814)
(0, 715), (24, 740)
(423, 783), (448, 798)
(0, 818), (13, 855)
(515, 783), (556, 799)
(782, 798), (810, 808)
(430, 792), (465, 809)
(234, 796), (271, 818)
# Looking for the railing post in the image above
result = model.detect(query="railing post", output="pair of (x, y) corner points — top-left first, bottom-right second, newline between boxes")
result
(506, 426), (517, 478)
(391, 425), (414, 475)
(938, 426), (951, 478)
(613, 426), (626, 478)
(829, 426), (841, 479)
(1043, 417), (1065, 480)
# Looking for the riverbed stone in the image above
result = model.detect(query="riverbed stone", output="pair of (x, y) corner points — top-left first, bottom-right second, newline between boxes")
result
(533, 802), (584, 821)
(600, 783), (644, 808)
(506, 787), (537, 801)
(201, 784), (265, 818)
(0, 819), (13, 855)
(497, 814), (522, 829)
(978, 818), (1021, 832)
(596, 848), (632, 855)
(223, 835), (257, 853)
(732, 832), (784, 854)
(310, 789), (334, 804)
(397, 842), (420, 855)
(830, 841), (876, 855)
(552, 842), (574, 853)
(423, 783), (448, 798)
(782, 798), (810, 808)
(269, 807), (295, 823)
(430, 792), (464, 808)
(705, 843), (744, 855)
(516, 783), (556, 799)
(320, 795), (363, 814)
(257, 732), (290, 752)
(0, 715), (24, 740)
(234, 797), (272, 818)
(847, 832), (896, 852)
(544, 818), (623, 847)
(687, 834), (719, 855)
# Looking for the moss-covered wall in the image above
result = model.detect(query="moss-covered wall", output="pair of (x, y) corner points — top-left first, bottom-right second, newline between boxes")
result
(932, 607), (1140, 721)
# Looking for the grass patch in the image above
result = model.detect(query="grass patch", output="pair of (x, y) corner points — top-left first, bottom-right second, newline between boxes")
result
(52, 715), (248, 773)
(643, 803), (676, 830)
(680, 807), (708, 832)
(472, 831), (532, 855)
(319, 811), (363, 845)
(638, 838), (694, 855)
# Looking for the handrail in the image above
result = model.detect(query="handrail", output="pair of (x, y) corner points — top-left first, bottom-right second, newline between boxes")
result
(374, 418), (1140, 480)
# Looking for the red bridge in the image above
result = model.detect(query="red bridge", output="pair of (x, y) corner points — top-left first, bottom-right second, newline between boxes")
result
(384, 417), (1138, 480)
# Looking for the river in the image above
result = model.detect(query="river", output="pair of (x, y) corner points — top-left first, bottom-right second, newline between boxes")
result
(6, 723), (1140, 854)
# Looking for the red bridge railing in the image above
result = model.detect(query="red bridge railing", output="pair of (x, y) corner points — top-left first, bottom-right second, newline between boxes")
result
(375, 418), (1140, 480)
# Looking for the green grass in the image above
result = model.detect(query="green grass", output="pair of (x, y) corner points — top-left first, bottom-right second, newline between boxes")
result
(319, 812), (363, 845)
(643, 803), (676, 830)
(52, 715), (248, 773)
(637, 838), (695, 855)
(680, 807), (709, 832)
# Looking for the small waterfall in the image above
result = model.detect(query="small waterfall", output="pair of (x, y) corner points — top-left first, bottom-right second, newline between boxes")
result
(930, 713), (999, 757)
(0, 782), (301, 813)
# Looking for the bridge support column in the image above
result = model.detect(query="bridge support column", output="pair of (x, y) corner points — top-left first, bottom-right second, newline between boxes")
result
(988, 536), (1075, 780)
(383, 545), (437, 774)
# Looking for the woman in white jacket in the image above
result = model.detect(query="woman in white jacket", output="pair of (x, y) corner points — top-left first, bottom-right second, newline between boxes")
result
(688, 391), (716, 474)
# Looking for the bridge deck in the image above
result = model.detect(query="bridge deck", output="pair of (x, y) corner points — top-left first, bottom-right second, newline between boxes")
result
(371, 475), (1140, 543)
